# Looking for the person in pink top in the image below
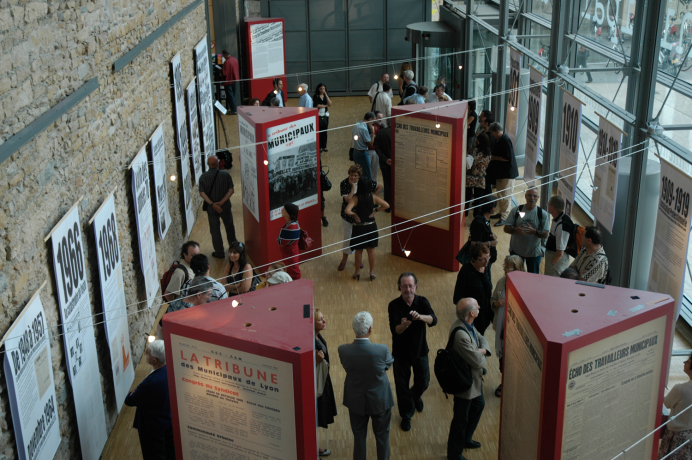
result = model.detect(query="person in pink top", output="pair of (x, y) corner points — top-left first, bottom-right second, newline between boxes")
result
(277, 203), (302, 280)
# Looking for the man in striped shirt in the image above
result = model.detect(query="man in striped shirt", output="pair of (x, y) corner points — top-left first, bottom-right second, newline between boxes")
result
(199, 155), (236, 258)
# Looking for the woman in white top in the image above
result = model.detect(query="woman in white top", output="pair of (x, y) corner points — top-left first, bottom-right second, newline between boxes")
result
(659, 354), (692, 459)
(490, 254), (525, 398)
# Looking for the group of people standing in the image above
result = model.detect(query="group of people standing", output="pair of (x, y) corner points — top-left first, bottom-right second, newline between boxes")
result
(314, 272), (499, 460)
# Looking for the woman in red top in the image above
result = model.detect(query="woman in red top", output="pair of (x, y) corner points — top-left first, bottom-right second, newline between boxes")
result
(277, 203), (302, 280)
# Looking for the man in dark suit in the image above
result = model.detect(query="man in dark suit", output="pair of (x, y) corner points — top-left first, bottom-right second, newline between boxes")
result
(125, 340), (175, 460)
(338, 311), (395, 460)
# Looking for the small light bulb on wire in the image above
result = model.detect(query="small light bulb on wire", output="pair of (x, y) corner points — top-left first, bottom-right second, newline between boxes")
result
(170, 175), (176, 181)
(459, 65), (463, 69)
(147, 335), (156, 343)
(394, 74), (399, 80)
(404, 250), (411, 257)
(232, 300), (239, 308)
(353, 135), (359, 141)
(298, 86), (303, 92)
(263, 160), (269, 165)
(436, 122), (441, 128)
(274, 90), (278, 94)
(510, 106), (516, 111)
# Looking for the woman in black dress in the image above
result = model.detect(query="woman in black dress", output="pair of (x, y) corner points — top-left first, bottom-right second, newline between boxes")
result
(344, 178), (390, 281)
(314, 308), (337, 457)
(469, 195), (499, 285)
(452, 242), (494, 335)
(313, 83), (332, 152)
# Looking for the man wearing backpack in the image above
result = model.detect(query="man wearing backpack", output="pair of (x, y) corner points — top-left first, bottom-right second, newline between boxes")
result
(569, 226), (610, 284)
(545, 196), (572, 277)
(447, 298), (490, 460)
(162, 241), (199, 302)
(399, 70), (417, 105)
(503, 188), (550, 274)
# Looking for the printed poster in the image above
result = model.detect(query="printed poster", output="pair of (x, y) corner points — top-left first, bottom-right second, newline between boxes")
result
(266, 117), (318, 221)
(499, 292), (543, 460)
(523, 67), (544, 187)
(250, 22), (285, 79)
(647, 157), (692, 319)
(239, 115), (260, 222)
(49, 204), (108, 460)
(131, 145), (159, 309)
(2, 288), (60, 460)
(170, 334), (297, 460)
(393, 116), (453, 231)
(506, 48), (522, 145)
(557, 90), (583, 217)
(195, 36), (216, 172)
(560, 316), (665, 459)
(92, 193), (135, 412)
(149, 124), (172, 240)
(590, 116), (623, 233)
(187, 79), (204, 184)
(171, 54), (195, 237)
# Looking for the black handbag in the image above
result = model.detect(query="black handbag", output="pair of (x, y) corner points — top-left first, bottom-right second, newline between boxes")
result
(455, 240), (471, 265)
(320, 166), (332, 191)
(349, 148), (354, 161)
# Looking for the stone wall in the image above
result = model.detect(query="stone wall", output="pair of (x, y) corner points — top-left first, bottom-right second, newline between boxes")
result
(0, 0), (207, 458)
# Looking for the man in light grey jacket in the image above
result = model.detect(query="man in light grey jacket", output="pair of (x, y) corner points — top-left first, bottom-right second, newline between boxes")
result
(339, 311), (395, 460)
(447, 298), (490, 460)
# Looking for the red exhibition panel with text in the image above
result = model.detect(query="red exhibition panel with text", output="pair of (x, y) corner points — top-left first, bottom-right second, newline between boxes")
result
(390, 100), (468, 271)
(237, 105), (322, 269)
(499, 271), (675, 460)
(163, 280), (317, 460)
(245, 17), (287, 103)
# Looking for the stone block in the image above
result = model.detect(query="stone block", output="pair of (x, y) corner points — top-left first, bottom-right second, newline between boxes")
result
(24, 2), (48, 23)
(0, 9), (11, 31)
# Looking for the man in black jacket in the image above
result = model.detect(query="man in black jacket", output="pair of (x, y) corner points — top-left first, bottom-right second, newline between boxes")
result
(125, 340), (174, 460)
(487, 122), (519, 226)
(388, 273), (437, 431)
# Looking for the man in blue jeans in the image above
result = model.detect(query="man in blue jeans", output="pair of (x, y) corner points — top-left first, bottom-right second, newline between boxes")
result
(502, 187), (550, 273)
(352, 112), (375, 181)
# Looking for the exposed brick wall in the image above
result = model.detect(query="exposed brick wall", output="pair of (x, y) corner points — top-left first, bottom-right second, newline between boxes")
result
(0, 0), (206, 457)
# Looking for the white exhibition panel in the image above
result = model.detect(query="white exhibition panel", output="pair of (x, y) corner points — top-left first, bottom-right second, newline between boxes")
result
(49, 205), (108, 460)
(3, 290), (61, 460)
(92, 193), (135, 412)
(131, 146), (160, 309)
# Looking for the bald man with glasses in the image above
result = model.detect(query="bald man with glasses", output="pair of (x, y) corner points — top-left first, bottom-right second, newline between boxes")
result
(503, 188), (550, 274)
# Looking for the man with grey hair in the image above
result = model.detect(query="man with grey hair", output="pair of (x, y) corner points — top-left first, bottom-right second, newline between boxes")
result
(298, 84), (313, 107)
(399, 70), (418, 105)
(545, 195), (572, 277)
(125, 339), (174, 459)
(446, 298), (490, 460)
(487, 122), (519, 226)
(339, 312), (395, 459)
(157, 277), (213, 337)
(167, 277), (213, 313)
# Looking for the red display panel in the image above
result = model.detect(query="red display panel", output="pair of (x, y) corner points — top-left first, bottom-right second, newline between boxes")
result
(245, 18), (287, 103)
(499, 272), (675, 460)
(390, 101), (468, 271)
(163, 280), (317, 460)
(237, 105), (323, 270)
